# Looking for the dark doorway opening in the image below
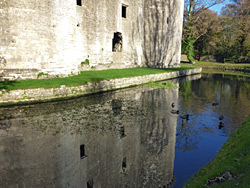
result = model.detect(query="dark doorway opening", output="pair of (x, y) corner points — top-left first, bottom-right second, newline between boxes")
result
(112, 32), (123, 52)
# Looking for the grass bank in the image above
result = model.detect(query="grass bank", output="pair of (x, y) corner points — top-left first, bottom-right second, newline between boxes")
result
(184, 61), (250, 78)
(202, 69), (250, 79)
(184, 115), (250, 188)
(195, 61), (250, 72)
(0, 65), (197, 91)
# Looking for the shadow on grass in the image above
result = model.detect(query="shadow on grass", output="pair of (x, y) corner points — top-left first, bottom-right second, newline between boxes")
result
(0, 81), (18, 90)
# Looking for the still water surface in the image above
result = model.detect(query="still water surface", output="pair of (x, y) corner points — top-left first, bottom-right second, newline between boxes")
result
(1, 73), (250, 188)
(174, 73), (250, 187)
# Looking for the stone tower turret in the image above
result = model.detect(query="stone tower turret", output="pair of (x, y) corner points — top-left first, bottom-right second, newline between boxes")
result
(143, 0), (184, 68)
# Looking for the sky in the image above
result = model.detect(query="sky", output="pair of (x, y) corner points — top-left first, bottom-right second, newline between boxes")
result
(209, 0), (232, 14)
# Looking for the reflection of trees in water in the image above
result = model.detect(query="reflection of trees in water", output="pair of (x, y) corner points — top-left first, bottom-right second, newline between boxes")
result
(176, 120), (198, 152)
(176, 74), (250, 151)
(180, 73), (250, 116)
(176, 117), (219, 152)
(141, 114), (169, 154)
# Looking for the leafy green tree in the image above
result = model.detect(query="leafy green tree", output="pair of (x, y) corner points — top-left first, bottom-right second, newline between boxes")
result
(215, 4), (239, 60)
(182, 0), (225, 62)
(235, 0), (250, 58)
(194, 9), (222, 56)
(216, 0), (250, 61)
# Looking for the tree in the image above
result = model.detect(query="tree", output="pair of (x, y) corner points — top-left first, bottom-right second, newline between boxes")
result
(194, 9), (222, 56)
(234, 0), (250, 58)
(217, 4), (239, 60)
(216, 0), (250, 61)
(182, 0), (225, 62)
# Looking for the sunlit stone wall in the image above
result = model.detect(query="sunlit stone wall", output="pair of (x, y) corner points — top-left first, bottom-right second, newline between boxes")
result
(0, 0), (184, 80)
(0, 0), (80, 78)
(143, 0), (184, 68)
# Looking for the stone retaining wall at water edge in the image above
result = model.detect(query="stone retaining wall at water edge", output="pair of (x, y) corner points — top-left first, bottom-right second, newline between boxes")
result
(0, 68), (202, 106)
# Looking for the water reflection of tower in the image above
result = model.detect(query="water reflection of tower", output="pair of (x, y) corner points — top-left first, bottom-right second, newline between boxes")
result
(77, 86), (179, 187)
(0, 84), (178, 188)
(139, 86), (178, 187)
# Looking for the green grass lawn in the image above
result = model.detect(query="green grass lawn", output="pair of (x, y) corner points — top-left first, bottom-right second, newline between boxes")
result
(0, 65), (197, 91)
(202, 69), (250, 78)
(184, 115), (250, 188)
(195, 61), (250, 69)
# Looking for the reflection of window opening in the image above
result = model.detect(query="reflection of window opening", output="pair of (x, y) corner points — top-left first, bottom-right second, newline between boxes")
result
(122, 157), (127, 174)
(112, 32), (123, 52)
(77, 0), (82, 6)
(111, 99), (122, 115)
(80, 145), (87, 159)
(119, 126), (126, 138)
(87, 179), (93, 188)
(122, 5), (127, 18)
(122, 157), (127, 170)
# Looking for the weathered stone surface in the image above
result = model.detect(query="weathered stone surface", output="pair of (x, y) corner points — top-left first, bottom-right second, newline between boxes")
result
(0, 85), (178, 188)
(181, 54), (189, 62)
(0, 67), (202, 105)
(143, 0), (184, 68)
(0, 0), (184, 80)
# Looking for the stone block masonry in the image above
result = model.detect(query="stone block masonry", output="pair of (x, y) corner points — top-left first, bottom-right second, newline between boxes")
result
(0, 0), (184, 80)
(0, 67), (202, 106)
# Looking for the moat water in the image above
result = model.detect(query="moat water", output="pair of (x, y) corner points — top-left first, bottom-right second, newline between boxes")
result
(1, 73), (250, 188)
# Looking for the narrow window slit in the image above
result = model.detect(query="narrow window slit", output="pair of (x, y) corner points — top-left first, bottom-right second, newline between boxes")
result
(122, 157), (127, 172)
(119, 126), (126, 138)
(80, 144), (87, 159)
(122, 5), (127, 18)
(87, 179), (93, 188)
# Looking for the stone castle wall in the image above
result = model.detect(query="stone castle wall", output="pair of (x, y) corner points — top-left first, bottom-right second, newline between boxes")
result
(143, 0), (184, 68)
(0, 0), (184, 80)
(0, 0), (80, 78)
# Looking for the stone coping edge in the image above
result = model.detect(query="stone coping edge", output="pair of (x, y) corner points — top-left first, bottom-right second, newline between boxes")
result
(0, 68), (202, 106)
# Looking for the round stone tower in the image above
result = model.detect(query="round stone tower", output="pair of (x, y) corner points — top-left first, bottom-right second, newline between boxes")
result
(143, 0), (184, 68)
